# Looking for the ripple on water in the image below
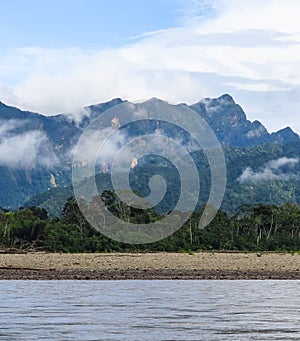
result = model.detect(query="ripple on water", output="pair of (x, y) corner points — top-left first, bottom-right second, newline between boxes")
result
(0, 280), (299, 340)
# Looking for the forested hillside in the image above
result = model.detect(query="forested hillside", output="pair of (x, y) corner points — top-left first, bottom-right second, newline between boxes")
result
(25, 142), (300, 216)
(0, 95), (299, 212)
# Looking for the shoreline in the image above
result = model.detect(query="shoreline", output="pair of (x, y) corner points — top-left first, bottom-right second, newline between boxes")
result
(1, 268), (300, 280)
(0, 251), (300, 280)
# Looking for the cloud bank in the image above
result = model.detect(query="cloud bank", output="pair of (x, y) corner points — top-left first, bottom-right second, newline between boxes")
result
(1, 1), (300, 132)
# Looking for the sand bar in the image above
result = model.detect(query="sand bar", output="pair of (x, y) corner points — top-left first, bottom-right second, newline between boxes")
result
(0, 251), (300, 280)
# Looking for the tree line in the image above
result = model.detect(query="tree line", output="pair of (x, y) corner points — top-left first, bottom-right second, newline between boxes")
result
(0, 191), (300, 252)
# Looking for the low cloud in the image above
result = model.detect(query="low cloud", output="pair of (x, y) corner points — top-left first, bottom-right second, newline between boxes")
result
(238, 157), (299, 182)
(0, 119), (25, 137)
(268, 157), (299, 169)
(72, 114), (200, 175)
(246, 125), (267, 139)
(0, 119), (57, 168)
(73, 126), (126, 172)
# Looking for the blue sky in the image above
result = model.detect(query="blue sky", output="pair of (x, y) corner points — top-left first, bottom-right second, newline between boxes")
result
(1, 0), (300, 133)
(0, 0), (180, 49)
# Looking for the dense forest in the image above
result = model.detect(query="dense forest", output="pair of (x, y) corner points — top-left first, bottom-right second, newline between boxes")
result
(1, 191), (300, 252)
(25, 142), (300, 217)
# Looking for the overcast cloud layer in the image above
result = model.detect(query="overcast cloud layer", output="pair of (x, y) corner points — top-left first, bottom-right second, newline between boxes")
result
(0, 0), (300, 132)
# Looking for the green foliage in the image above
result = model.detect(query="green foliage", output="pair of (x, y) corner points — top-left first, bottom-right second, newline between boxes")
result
(0, 207), (47, 249)
(23, 142), (300, 217)
(1, 194), (300, 252)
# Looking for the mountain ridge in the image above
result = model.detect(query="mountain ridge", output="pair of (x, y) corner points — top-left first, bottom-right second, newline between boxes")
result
(1, 95), (298, 147)
(0, 94), (299, 211)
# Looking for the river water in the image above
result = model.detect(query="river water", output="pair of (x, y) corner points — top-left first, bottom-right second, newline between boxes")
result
(0, 280), (299, 340)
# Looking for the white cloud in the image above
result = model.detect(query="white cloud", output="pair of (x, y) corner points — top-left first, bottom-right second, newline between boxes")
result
(267, 157), (299, 169)
(1, 1), (300, 133)
(0, 130), (46, 168)
(72, 126), (126, 171)
(0, 119), (25, 137)
(197, 0), (300, 34)
(0, 119), (57, 168)
(246, 125), (267, 139)
(226, 82), (292, 92)
(238, 157), (299, 183)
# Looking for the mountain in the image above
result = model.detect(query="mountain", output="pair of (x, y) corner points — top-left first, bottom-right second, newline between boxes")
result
(190, 94), (299, 146)
(0, 95), (299, 213)
(0, 99), (123, 209)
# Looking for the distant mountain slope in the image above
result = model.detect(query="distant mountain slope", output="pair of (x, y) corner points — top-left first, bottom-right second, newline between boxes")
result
(25, 141), (300, 216)
(0, 95), (299, 211)
(0, 99), (123, 209)
(190, 94), (299, 147)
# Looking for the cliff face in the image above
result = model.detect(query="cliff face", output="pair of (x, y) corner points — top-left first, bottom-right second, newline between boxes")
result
(190, 94), (299, 147)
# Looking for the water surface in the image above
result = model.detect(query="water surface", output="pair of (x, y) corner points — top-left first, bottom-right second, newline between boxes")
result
(0, 280), (299, 340)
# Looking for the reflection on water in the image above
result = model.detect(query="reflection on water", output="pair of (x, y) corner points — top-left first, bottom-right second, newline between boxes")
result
(0, 280), (299, 340)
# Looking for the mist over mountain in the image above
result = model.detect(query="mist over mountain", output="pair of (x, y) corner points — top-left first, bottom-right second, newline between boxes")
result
(0, 95), (299, 213)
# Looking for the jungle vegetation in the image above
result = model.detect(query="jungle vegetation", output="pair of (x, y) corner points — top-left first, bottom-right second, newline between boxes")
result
(1, 191), (300, 253)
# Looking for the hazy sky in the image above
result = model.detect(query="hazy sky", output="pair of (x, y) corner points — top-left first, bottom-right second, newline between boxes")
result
(1, 0), (300, 133)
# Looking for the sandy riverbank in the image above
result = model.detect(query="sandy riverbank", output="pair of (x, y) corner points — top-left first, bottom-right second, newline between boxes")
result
(0, 251), (300, 280)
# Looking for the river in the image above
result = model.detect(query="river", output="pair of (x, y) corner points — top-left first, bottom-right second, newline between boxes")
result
(0, 280), (299, 340)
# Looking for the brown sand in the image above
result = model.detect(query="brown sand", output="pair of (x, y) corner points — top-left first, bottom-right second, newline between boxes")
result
(0, 251), (300, 280)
